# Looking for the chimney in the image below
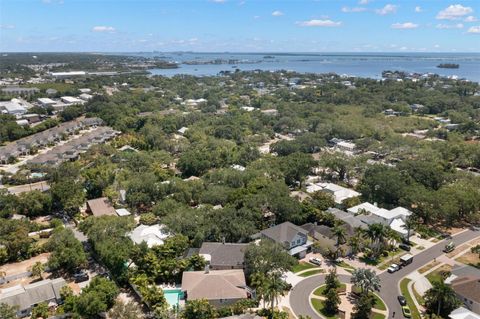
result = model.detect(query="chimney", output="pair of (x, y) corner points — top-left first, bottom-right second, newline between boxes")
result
(222, 237), (226, 244)
(374, 202), (378, 207)
(205, 264), (210, 274)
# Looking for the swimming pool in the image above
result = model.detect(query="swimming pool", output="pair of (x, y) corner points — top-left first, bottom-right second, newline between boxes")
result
(164, 288), (183, 309)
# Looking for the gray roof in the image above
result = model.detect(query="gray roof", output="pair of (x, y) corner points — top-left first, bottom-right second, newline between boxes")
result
(301, 223), (334, 238)
(199, 242), (248, 268)
(0, 278), (66, 311)
(260, 222), (308, 245)
(451, 264), (480, 278)
(328, 208), (366, 229)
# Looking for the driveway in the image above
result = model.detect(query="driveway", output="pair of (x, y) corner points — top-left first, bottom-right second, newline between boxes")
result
(289, 229), (480, 319)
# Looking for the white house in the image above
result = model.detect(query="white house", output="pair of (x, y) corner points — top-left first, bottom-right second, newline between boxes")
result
(306, 182), (360, 205)
(129, 224), (170, 248)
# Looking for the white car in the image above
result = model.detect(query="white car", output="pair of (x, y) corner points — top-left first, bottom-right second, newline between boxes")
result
(309, 257), (322, 266)
(387, 264), (400, 273)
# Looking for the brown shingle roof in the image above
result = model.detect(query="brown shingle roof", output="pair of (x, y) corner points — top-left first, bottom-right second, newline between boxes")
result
(87, 197), (116, 217)
(260, 221), (308, 245)
(451, 276), (480, 303)
(181, 269), (247, 301)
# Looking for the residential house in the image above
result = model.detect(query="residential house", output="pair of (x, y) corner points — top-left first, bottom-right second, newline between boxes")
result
(199, 242), (248, 270)
(1, 86), (39, 96)
(86, 197), (117, 217)
(306, 182), (360, 206)
(450, 276), (480, 314)
(129, 224), (170, 248)
(259, 222), (312, 258)
(347, 202), (413, 237)
(181, 269), (249, 307)
(449, 306), (480, 319)
(0, 278), (66, 318)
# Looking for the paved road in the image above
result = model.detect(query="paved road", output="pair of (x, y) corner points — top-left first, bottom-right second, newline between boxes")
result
(290, 229), (480, 319)
(379, 229), (479, 318)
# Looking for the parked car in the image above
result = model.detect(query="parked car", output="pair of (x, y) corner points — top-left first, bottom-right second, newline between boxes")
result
(387, 264), (400, 273)
(309, 257), (322, 266)
(73, 271), (89, 283)
(402, 305), (412, 318)
(444, 241), (455, 253)
(399, 243), (411, 251)
(397, 295), (407, 306)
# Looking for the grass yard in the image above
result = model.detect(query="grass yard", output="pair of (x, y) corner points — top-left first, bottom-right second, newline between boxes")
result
(371, 292), (386, 311)
(292, 262), (318, 273)
(299, 269), (325, 277)
(456, 251), (480, 269)
(426, 264), (452, 284)
(418, 261), (440, 274)
(400, 278), (421, 319)
(370, 312), (386, 319)
(335, 260), (355, 270)
(311, 298), (339, 319)
(313, 283), (347, 296)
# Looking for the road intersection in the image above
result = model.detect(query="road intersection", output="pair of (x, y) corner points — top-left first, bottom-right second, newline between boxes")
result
(289, 229), (480, 319)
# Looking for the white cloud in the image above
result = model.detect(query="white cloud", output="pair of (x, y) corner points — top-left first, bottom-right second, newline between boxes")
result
(464, 16), (477, 22)
(399, 46), (408, 50)
(210, 0), (226, 3)
(341, 6), (367, 13)
(436, 23), (464, 29)
(414, 6), (422, 13)
(253, 15), (260, 19)
(375, 4), (397, 15)
(92, 26), (116, 32)
(297, 19), (342, 27)
(434, 44), (440, 48)
(391, 22), (419, 29)
(0, 24), (15, 29)
(467, 26), (480, 33)
(272, 10), (284, 16)
(359, 0), (370, 4)
(436, 4), (473, 20)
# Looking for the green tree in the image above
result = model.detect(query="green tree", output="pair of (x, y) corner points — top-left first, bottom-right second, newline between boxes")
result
(182, 299), (217, 319)
(351, 293), (375, 319)
(351, 268), (381, 295)
(108, 300), (143, 319)
(310, 191), (335, 211)
(244, 240), (297, 277)
(31, 302), (49, 319)
(325, 268), (341, 292)
(29, 261), (44, 280)
(424, 281), (461, 317)
(47, 228), (87, 274)
(0, 303), (17, 319)
(471, 244), (480, 258)
(324, 288), (341, 315)
(264, 271), (290, 313)
(76, 277), (120, 318)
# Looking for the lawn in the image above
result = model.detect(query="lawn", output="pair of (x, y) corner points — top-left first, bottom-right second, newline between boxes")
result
(313, 283), (347, 296)
(400, 278), (421, 319)
(371, 292), (386, 311)
(370, 312), (386, 319)
(456, 251), (480, 269)
(299, 269), (325, 277)
(335, 260), (355, 270)
(311, 298), (338, 319)
(360, 250), (400, 266)
(292, 262), (318, 273)
(418, 261), (440, 274)
(426, 264), (452, 284)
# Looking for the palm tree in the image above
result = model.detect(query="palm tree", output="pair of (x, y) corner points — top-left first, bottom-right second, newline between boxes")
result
(263, 271), (289, 312)
(401, 217), (417, 243)
(332, 224), (347, 247)
(250, 272), (268, 308)
(348, 227), (364, 255)
(364, 223), (388, 259)
(424, 281), (461, 317)
(351, 268), (381, 295)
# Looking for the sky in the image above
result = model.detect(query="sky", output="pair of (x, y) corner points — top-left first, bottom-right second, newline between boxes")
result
(0, 0), (479, 52)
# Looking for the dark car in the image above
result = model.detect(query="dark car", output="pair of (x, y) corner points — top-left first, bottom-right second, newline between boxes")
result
(74, 271), (89, 283)
(398, 295), (407, 306)
(399, 243), (411, 251)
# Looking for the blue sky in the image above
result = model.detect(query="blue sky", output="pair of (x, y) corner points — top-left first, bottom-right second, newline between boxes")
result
(0, 0), (479, 52)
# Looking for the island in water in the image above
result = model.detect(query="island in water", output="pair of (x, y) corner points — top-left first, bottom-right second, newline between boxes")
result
(437, 63), (460, 69)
